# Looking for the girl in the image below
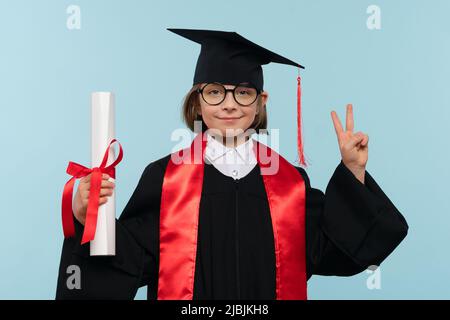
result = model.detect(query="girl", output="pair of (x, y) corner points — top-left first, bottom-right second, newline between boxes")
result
(56, 28), (408, 300)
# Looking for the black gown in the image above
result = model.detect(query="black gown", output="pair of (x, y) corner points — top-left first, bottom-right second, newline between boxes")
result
(56, 155), (408, 300)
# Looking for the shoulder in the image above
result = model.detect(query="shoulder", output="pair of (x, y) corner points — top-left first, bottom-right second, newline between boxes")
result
(141, 154), (172, 178)
(130, 154), (173, 194)
(292, 165), (311, 189)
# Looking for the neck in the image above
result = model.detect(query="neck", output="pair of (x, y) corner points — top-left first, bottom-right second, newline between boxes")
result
(211, 133), (250, 148)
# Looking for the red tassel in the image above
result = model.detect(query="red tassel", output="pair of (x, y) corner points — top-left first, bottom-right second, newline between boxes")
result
(297, 72), (306, 167)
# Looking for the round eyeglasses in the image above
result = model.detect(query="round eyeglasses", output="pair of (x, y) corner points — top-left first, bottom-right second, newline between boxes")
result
(197, 82), (261, 106)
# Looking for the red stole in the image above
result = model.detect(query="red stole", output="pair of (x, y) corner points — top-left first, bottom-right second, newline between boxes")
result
(158, 133), (307, 300)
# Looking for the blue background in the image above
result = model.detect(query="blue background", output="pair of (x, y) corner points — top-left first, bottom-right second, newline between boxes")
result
(0, 0), (448, 299)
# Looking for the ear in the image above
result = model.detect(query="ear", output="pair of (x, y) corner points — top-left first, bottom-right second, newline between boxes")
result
(257, 91), (269, 114)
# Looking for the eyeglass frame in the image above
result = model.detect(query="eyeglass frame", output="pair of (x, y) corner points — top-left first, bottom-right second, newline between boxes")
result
(196, 82), (262, 106)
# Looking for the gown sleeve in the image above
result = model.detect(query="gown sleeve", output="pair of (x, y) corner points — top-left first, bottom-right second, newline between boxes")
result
(296, 161), (409, 280)
(55, 159), (165, 300)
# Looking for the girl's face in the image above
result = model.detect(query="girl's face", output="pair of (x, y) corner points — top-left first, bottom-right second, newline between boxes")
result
(197, 83), (269, 138)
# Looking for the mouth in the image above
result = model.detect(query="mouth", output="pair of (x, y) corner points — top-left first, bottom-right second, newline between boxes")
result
(217, 116), (243, 121)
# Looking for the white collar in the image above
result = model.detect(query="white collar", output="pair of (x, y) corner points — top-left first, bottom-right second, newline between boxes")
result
(205, 133), (255, 164)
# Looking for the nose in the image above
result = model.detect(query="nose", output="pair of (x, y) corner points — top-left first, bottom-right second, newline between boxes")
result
(221, 90), (238, 111)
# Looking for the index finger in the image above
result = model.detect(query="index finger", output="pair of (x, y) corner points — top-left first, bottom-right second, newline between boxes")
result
(331, 110), (344, 135)
(81, 173), (110, 183)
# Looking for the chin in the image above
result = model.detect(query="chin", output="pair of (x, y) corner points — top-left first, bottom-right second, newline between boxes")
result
(205, 123), (251, 137)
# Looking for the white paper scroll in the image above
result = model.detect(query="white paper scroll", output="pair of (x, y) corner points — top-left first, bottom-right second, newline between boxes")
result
(90, 92), (116, 256)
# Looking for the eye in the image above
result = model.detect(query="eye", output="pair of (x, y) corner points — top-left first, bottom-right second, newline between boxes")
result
(236, 89), (251, 96)
(207, 89), (221, 95)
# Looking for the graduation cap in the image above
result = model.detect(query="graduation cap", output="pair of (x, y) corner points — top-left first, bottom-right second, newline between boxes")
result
(167, 28), (307, 166)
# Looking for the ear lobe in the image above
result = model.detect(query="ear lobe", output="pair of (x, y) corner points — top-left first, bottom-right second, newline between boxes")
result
(261, 92), (269, 105)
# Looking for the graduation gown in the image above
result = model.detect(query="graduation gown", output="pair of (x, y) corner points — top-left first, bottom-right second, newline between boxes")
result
(56, 155), (408, 300)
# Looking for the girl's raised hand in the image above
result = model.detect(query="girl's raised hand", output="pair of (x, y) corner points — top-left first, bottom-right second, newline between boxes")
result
(331, 104), (368, 183)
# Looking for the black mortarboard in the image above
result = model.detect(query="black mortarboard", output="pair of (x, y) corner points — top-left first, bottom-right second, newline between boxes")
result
(167, 28), (304, 91)
(167, 28), (307, 166)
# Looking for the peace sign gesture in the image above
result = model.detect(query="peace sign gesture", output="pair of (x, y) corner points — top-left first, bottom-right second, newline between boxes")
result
(331, 104), (368, 184)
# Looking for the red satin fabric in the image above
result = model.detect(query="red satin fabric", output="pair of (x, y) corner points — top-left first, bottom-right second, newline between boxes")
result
(62, 139), (123, 244)
(254, 142), (307, 299)
(158, 133), (307, 300)
(158, 133), (207, 300)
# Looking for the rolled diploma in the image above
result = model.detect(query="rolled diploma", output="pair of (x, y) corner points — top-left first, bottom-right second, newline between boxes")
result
(90, 92), (116, 256)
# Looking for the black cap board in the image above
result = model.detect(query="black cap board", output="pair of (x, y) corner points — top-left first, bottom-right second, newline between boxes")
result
(167, 28), (304, 91)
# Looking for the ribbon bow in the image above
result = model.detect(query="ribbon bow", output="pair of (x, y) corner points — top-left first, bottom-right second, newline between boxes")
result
(61, 139), (123, 244)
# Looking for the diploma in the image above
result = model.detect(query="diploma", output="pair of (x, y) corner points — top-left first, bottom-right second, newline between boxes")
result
(90, 92), (116, 256)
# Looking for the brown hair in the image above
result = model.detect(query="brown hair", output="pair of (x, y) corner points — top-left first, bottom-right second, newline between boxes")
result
(181, 84), (268, 133)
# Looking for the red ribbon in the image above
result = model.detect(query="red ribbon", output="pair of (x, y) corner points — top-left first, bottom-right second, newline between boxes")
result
(61, 139), (123, 244)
